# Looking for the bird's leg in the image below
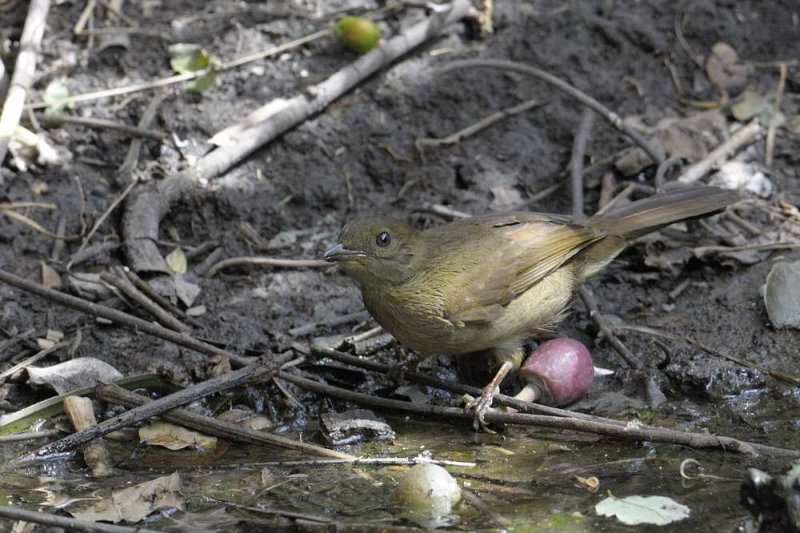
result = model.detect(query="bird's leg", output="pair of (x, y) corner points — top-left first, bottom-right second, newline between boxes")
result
(464, 359), (514, 432)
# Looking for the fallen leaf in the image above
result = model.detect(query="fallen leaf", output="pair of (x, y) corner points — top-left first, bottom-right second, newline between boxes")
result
(27, 358), (123, 394)
(41, 263), (62, 289)
(139, 421), (217, 450)
(596, 495), (690, 526)
(764, 261), (800, 329)
(174, 273), (200, 307)
(705, 42), (752, 94)
(165, 247), (187, 274)
(68, 473), (185, 523)
(731, 88), (769, 122)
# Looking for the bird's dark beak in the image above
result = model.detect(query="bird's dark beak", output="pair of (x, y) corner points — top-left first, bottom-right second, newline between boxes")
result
(323, 243), (365, 262)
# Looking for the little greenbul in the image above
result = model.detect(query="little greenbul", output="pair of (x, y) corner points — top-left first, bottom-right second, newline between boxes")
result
(324, 186), (738, 430)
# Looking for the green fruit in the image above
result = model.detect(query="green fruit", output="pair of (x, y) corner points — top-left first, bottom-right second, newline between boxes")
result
(334, 16), (380, 54)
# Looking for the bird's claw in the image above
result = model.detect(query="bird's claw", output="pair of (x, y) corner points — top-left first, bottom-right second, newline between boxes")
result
(464, 385), (498, 433)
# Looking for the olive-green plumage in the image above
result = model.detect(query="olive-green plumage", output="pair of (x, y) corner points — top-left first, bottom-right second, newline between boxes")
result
(324, 186), (738, 428)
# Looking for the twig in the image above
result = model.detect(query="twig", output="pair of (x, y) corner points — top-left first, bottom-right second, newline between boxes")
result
(30, 113), (166, 139)
(279, 371), (798, 457)
(9, 353), (292, 466)
(27, 30), (332, 110)
(654, 156), (683, 192)
(0, 505), (160, 533)
(0, 340), (69, 381)
(206, 257), (331, 278)
(0, 201), (56, 210)
(439, 59), (664, 165)
(245, 456), (476, 468)
(99, 266), (188, 333)
(309, 345), (628, 426)
(123, 1), (473, 273)
(116, 93), (166, 182)
(0, 430), (62, 442)
(0, 0), (51, 164)
(289, 311), (370, 337)
(414, 203), (471, 220)
(0, 268), (253, 367)
(765, 63), (787, 168)
(74, 176), (138, 258)
(123, 268), (186, 319)
(578, 286), (638, 369)
(97, 382), (354, 459)
(693, 242), (800, 256)
(570, 108), (595, 218)
(0, 209), (82, 241)
(673, 13), (705, 69)
(678, 121), (764, 183)
(415, 98), (542, 150)
(616, 323), (800, 386)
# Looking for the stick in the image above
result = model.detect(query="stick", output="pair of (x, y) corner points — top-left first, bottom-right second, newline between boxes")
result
(30, 113), (166, 139)
(765, 63), (787, 168)
(415, 98), (542, 149)
(579, 286), (639, 369)
(0, 0), (51, 164)
(99, 266), (188, 332)
(9, 353), (291, 466)
(123, 0), (472, 273)
(309, 345), (627, 426)
(438, 59), (664, 165)
(63, 396), (114, 477)
(280, 371), (798, 458)
(570, 108), (595, 218)
(0, 505), (160, 533)
(678, 121), (763, 183)
(97, 383), (354, 460)
(206, 257), (331, 278)
(0, 268), (253, 367)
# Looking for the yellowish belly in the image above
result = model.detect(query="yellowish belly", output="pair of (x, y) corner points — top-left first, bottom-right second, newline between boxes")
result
(367, 267), (577, 356)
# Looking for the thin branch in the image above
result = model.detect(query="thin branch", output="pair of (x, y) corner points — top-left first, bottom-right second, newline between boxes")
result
(74, 176), (138, 257)
(0, 505), (160, 533)
(9, 353), (292, 466)
(579, 286), (639, 369)
(97, 382), (354, 459)
(0, 208), (82, 241)
(678, 121), (763, 183)
(570, 107), (595, 218)
(31, 113), (166, 139)
(308, 344), (628, 426)
(26, 30), (331, 110)
(439, 59), (664, 165)
(99, 266), (188, 333)
(280, 371), (798, 458)
(206, 257), (331, 278)
(415, 97), (542, 150)
(0, 268), (253, 367)
(0, 0), (51, 164)
(765, 63), (787, 168)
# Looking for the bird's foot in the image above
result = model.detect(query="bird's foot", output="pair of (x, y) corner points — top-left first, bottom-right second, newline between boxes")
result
(464, 385), (499, 433)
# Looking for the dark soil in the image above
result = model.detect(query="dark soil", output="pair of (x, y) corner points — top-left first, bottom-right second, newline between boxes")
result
(1, 0), (799, 531)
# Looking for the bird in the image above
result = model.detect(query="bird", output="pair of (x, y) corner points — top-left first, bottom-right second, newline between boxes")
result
(323, 186), (738, 430)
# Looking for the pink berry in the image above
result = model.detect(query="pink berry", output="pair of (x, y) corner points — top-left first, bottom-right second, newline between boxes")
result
(518, 338), (594, 406)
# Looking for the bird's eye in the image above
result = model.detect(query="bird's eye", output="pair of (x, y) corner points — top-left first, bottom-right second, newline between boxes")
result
(375, 231), (391, 247)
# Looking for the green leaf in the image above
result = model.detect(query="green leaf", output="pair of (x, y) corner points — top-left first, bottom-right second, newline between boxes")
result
(596, 495), (690, 526)
(168, 43), (210, 74)
(165, 247), (188, 274)
(186, 68), (217, 93)
(43, 80), (73, 114)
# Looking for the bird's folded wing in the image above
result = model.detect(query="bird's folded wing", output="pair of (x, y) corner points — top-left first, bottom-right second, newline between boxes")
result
(443, 215), (607, 325)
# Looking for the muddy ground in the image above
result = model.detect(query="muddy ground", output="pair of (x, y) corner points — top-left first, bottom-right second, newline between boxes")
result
(0, 0), (799, 531)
